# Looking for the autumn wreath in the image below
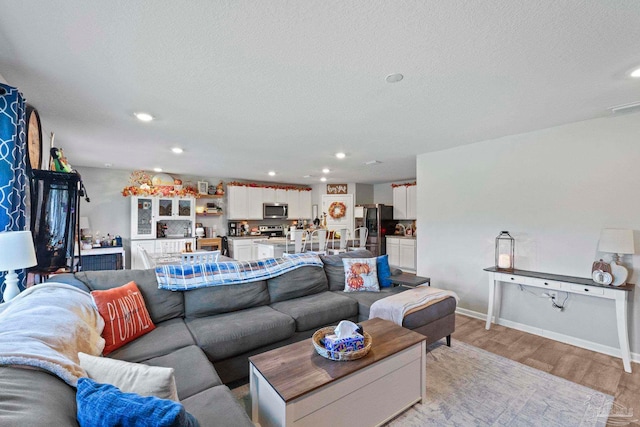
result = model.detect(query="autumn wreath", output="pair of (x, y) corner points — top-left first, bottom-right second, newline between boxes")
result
(328, 201), (347, 219)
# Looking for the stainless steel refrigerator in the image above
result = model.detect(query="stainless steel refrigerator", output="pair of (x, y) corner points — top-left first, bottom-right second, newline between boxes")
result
(354, 204), (398, 256)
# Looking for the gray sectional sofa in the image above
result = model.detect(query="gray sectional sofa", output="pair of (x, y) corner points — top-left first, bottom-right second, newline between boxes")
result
(0, 250), (456, 426)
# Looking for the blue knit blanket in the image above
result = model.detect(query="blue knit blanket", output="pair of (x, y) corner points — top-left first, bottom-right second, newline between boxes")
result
(155, 253), (324, 291)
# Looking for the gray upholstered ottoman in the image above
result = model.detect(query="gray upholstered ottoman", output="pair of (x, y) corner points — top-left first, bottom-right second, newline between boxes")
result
(402, 296), (457, 346)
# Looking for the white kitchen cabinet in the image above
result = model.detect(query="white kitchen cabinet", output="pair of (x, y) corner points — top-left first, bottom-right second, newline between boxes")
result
(131, 196), (195, 240)
(247, 187), (263, 220)
(287, 190), (312, 220)
(131, 197), (156, 239)
(399, 238), (416, 272)
(156, 197), (195, 220)
(227, 186), (248, 219)
(386, 237), (400, 268)
(298, 190), (312, 219)
(386, 237), (416, 272)
(406, 185), (417, 220)
(286, 190), (300, 219)
(275, 189), (288, 203)
(229, 238), (257, 261)
(262, 188), (276, 203)
(392, 185), (416, 220)
(262, 188), (288, 204)
(392, 187), (407, 219)
(228, 186), (266, 219)
(257, 244), (273, 260)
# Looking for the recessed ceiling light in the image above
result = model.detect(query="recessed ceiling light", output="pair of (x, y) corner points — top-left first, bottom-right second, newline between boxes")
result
(134, 112), (154, 122)
(153, 167), (163, 172)
(322, 168), (330, 174)
(335, 152), (346, 159)
(104, 163), (112, 168)
(630, 67), (640, 78)
(320, 177), (327, 182)
(364, 160), (382, 165)
(385, 73), (404, 83)
(171, 147), (183, 154)
(268, 171), (276, 176)
(303, 175), (314, 178)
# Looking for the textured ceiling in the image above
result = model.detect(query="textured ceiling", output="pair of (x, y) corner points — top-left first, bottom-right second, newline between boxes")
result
(1, 1), (640, 184)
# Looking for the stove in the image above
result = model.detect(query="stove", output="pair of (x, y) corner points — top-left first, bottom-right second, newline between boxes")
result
(259, 225), (284, 237)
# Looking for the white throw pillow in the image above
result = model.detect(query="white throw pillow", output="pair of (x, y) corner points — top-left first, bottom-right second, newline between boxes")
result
(78, 352), (179, 401)
(342, 257), (380, 292)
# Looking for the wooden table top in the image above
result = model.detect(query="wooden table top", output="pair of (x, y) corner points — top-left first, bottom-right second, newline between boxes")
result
(249, 318), (426, 402)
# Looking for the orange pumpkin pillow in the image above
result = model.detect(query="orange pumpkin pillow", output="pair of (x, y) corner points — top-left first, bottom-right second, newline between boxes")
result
(91, 281), (156, 355)
(342, 258), (379, 292)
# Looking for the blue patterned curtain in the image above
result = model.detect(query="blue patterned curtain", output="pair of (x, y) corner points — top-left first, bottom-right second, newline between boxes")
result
(0, 83), (28, 301)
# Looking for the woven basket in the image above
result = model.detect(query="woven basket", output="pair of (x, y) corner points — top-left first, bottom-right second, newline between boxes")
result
(312, 326), (372, 361)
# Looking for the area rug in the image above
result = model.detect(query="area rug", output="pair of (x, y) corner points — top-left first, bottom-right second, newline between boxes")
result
(232, 341), (614, 426)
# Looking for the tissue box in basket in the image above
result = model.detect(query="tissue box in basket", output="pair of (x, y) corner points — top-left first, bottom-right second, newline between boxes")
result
(323, 333), (365, 353)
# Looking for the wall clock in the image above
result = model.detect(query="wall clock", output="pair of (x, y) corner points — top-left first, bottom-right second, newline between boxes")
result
(25, 105), (42, 171)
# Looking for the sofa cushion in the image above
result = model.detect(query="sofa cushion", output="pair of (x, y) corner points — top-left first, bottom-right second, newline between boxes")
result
(181, 385), (254, 427)
(74, 269), (183, 323)
(185, 306), (295, 361)
(79, 352), (178, 401)
(143, 345), (222, 401)
(184, 280), (270, 318)
(270, 291), (358, 332)
(320, 249), (374, 291)
(108, 318), (196, 363)
(267, 265), (328, 303)
(335, 287), (406, 321)
(76, 377), (198, 427)
(0, 366), (79, 427)
(91, 281), (156, 355)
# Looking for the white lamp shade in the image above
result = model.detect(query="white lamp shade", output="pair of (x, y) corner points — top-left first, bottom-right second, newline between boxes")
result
(0, 230), (38, 271)
(598, 229), (635, 255)
(79, 216), (91, 230)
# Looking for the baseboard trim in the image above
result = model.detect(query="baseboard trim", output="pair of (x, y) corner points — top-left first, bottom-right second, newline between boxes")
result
(455, 307), (640, 365)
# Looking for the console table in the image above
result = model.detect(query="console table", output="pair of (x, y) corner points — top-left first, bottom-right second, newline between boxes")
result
(484, 267), (634, 373)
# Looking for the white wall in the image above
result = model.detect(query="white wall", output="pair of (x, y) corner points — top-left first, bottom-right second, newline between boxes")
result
(0, 72), (7, 84)
(416, 112), (640, 352)
(373, 182), (394, 204)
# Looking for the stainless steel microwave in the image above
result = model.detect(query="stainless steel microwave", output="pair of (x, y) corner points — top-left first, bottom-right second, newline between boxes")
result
(263, 203), (288, 219)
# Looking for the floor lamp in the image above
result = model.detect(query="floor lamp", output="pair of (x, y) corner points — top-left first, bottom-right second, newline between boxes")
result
(0, 230), (37, 302)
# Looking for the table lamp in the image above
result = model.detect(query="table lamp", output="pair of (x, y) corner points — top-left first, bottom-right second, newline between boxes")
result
(598, 228), (635, 286)
(0, 230), (38, 301)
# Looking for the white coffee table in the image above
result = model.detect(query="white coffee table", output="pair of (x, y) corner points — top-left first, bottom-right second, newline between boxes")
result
(249, 318), (426, 427)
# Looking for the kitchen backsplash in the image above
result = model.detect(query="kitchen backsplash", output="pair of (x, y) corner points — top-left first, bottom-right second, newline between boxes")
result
(160, 220), (192, 237)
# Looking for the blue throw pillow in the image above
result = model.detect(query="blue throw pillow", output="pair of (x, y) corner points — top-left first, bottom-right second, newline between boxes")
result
(76, 377), (199, 427)
(377, 254), (392, 288)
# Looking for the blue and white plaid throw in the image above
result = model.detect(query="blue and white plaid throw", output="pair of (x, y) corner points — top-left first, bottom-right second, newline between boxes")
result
(155, 253), (324, 291)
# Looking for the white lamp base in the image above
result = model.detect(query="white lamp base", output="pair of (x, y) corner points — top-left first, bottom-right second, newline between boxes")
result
(610, 262), (629, 287)
(2, 270), (21, 302)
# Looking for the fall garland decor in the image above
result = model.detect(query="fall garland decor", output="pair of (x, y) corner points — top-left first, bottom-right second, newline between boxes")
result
(328, 201), (347, 219)
(227, 182), (312, 191)
(391, 181), (416, 188)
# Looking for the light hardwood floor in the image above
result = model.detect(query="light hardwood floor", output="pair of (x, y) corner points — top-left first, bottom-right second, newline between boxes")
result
(452, 314), (640, 426)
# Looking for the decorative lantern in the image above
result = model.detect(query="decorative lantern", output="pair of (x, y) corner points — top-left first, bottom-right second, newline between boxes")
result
(495, 231), (515, 270)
